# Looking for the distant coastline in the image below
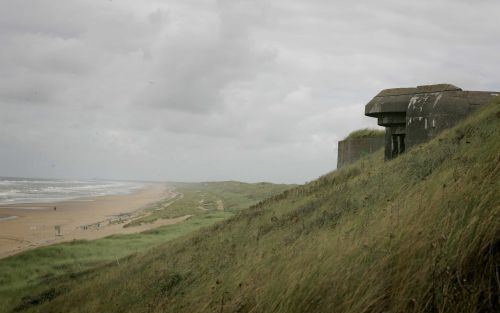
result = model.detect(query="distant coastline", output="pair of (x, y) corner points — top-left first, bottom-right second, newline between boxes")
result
(0, 183), (172, 258)
(0, 177), (146, 205)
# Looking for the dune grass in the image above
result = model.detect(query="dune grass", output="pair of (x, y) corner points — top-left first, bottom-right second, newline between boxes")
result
(0, 211), (232, 312)
(126, 181), (293, 227)
(5, 98), (500, 313)
(344, 128), (385, 139)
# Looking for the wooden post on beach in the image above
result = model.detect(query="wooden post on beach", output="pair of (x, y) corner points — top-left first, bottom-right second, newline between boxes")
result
(54, 225), (62, 236)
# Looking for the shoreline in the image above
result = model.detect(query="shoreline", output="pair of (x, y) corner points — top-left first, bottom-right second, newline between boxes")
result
(0, 183), (178, 259)
(0, 183), (145, 208)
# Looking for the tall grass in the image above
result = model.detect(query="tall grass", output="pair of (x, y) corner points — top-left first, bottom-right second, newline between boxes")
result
(0, 212), (232, 312)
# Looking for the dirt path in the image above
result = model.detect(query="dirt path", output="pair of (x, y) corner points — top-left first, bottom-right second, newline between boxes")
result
(216, 200), (224, 211)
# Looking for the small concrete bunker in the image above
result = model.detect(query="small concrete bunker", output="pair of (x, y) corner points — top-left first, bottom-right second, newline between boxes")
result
(364, 84), (499, 160)
(337, 129), (385, 168)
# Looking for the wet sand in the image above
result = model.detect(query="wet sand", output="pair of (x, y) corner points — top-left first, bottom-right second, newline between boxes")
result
(0, 184), (181, 259)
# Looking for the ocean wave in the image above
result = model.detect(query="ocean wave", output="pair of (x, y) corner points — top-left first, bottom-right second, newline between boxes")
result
(0, 178), (145, 205)
(0, 215), (18, 221)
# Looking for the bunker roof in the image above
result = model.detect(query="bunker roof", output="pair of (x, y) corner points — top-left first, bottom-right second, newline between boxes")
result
(375, 84), (462, 97)
(365, 83), (462, 117)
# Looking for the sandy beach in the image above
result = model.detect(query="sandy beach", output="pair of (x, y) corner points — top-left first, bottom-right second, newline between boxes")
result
(0, 183), (183, 259)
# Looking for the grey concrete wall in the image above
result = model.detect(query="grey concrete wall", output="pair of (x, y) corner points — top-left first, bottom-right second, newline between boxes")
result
(406, 91), (470, 147)
(406, 91), (498, 148)
(337, 136), (385, 168)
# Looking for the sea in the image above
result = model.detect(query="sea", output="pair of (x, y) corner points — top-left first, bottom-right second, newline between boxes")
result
(0, 177), (145, 206)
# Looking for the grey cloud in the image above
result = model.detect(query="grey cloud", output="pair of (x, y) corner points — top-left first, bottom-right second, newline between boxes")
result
(0, 0), (499, 183)
(135, 1), (275, 113)
(0, 0), (88, 39)
(148, 8), (169, 26)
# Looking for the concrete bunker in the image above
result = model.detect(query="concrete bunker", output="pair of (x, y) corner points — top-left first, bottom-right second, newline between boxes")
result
(337, 129), (385, 168)
(364, 84), (499, 160)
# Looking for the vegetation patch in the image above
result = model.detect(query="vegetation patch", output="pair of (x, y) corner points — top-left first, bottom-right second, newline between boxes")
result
(126, 181), (293, 227)
(344, 128), (385, 139)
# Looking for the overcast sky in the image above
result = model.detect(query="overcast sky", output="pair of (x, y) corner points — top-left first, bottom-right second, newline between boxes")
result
(1, 0), (499, 183)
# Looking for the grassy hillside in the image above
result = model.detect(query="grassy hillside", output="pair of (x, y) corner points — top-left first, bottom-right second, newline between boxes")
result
(8, 99), (500, 313)
(126, 181), (293, 227)
(0, 182), (292, 313)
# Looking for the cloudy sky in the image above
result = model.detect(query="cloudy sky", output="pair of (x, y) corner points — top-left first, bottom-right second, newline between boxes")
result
(1, 0), (499, 183)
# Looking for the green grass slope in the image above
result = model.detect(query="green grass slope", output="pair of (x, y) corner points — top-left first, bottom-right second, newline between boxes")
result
(0, 182), (292, 313)
(14, 99), (500, 313)
(126, 181), (294, 226)
(0, 212), (231, 312)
